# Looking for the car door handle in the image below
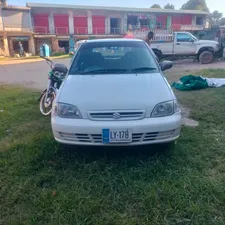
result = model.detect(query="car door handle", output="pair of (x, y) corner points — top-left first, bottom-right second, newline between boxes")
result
(176, 43), (180, 45)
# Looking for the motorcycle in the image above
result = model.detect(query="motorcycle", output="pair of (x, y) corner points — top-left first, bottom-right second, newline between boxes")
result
(38, 56), (68, 116)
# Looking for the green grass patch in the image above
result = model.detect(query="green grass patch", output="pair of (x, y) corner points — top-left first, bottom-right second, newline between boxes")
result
(166, 68), (225, 84)
(0, 57), (7, 61)
(51, 54), (72, 59)
(1, 76), (225, 224)
(193, 68), (225, 78)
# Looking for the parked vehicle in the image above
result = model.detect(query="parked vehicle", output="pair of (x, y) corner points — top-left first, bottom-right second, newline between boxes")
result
(70, 40), (86, 63)
(135, 30), (221, 64)
(74, 40), (86, 52)
(38, 57), (68, 116)
(69, 40), (86, 55)
(51, 39), (182, 146)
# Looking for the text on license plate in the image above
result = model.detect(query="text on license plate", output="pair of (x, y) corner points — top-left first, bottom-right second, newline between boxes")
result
(102, 129), (132, 143)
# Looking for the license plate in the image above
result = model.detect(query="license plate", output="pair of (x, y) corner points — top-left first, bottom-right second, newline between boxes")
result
(102, 129), (132, 143)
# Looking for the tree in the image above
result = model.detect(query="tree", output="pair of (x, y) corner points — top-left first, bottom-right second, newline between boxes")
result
(150, 4), (161, 9)
(164, 3), (175, 9)
(181, 0), (209, 12)
(211, 10), (223, 25)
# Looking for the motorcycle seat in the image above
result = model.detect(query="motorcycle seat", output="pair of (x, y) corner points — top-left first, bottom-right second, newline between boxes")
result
(53, 64), (68, 74)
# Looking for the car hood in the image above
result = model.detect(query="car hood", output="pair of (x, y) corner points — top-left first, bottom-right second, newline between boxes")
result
(57, 73), (174, 116)
(196, 40), (218, 45)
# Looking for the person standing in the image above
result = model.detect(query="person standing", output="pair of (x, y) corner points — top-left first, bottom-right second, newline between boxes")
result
(144, 31), (154, 46)
(18, 41), (24, 57)
(123, 24), (134, 39)
(143, 31), (160, 61)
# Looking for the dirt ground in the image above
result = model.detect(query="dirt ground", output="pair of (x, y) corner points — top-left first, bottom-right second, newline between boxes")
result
(0, 58), (225, 90)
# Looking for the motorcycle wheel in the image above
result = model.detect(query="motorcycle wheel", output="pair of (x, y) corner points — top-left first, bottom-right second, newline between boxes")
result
(39, 90), (56, 116)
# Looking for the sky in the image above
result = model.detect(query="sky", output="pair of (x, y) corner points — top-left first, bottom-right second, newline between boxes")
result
(7, 0), (225, 15)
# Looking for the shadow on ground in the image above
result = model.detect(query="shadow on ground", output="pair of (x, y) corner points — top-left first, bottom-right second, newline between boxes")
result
(54, 143), (175, 165)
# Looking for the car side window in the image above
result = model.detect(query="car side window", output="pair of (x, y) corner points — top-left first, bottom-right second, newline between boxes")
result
(176, 33), (192, 42)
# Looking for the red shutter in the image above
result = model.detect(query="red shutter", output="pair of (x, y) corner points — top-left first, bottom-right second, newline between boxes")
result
(156, 15), (167, 28)
(92, 16), (105, 34)
(54, 14), (69, 34)
(182, 15), (192, 25)
(74, 16), (88, 34)
(172, 15), (182, 30)
(33, 14), (49, 34)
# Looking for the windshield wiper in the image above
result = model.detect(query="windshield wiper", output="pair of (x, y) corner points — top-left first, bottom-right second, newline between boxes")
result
(130, 67), (157, 73)
(79, 69), (129, 75)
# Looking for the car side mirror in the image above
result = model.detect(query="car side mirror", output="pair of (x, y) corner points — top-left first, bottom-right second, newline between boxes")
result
(159, 61), (173, 71)
(190, 39), (194, 43)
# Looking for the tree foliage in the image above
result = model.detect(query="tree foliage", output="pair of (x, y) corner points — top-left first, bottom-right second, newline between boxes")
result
(150, 4), (161, 9)
(208, 11), (223, 26)
(212, 10), (223, 23)
(164, 3), (175, 9)
(181, 0), (209, 12)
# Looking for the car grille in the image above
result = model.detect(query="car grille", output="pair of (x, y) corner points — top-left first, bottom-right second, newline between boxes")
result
(59, 130), (175, 143)
(132, 130), (175, 143)
(59, 132), (102, 143)
(88, 111), (145, 121)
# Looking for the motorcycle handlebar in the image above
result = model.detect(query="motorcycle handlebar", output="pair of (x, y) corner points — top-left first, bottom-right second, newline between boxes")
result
(40, 56), (54, 69)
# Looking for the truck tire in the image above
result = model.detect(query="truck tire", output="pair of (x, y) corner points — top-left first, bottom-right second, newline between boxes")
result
(199, 51), (214, 64)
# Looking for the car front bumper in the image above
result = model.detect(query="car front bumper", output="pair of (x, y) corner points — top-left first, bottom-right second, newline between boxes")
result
(51, 112), (182, 146)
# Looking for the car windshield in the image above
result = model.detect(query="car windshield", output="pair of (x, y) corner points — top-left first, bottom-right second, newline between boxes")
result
(69, 41), (159, 75)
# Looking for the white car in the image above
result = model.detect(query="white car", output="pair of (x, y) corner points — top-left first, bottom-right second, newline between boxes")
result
(51, 39), (182, 146)
(74, 40), (86, 52)
(70, 40), (86, 63)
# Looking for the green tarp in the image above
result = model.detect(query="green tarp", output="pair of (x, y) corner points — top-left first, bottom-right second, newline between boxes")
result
(172, 75), (208, 91)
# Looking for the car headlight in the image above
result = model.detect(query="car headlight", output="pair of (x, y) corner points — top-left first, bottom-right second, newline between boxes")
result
(174, 100), (181, 113)
(53, 103), (82, 119)
(151, 100), (180, 117)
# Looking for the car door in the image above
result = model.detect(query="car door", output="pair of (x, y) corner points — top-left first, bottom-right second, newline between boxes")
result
(151, 42), (173, 56)
(174, 33), (196, 55)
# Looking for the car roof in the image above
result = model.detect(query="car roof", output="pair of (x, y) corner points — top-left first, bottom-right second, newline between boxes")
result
(84, 38), (144, 43)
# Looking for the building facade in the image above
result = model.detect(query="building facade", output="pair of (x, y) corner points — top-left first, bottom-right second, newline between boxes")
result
(27, 3), (208, 54)
(0, 2), (35, 56)
(0, 2), (208, 56)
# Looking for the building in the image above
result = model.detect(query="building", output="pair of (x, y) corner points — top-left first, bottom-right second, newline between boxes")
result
(0, 2), (209, 56)
(0, 2), (35, 56)
(27, 2), (209, 54)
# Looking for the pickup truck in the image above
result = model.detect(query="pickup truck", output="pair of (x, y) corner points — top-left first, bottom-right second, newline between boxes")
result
(136, 31), (220, 64)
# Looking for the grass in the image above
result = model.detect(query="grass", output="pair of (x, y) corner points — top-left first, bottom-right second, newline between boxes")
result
(165, 68), (225, 84)
(0, 57), (8, 61)
(1, 69), (225, 224)
(51, 54), (73, 59)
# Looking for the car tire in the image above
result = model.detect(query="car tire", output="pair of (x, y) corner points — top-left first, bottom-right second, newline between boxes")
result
(199, 51), (214, 64)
